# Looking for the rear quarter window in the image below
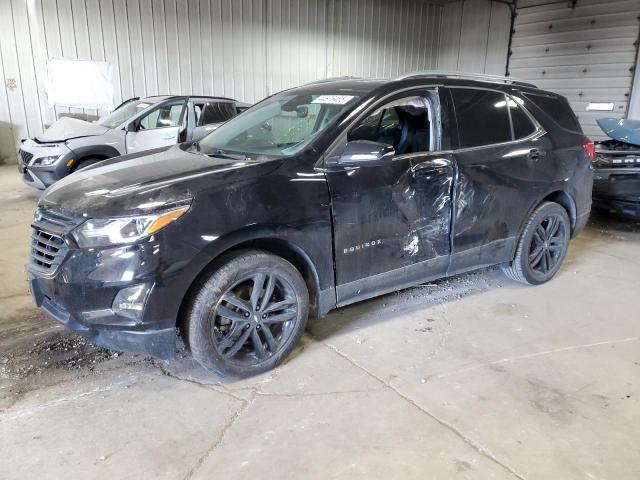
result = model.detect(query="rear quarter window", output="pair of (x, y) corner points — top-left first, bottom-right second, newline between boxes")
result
(508, 100), (536, 139)
(523, 93), (582, 133)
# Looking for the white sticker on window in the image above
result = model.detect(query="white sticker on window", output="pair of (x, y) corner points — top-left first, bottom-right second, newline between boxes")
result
(312, 95), (354, 105)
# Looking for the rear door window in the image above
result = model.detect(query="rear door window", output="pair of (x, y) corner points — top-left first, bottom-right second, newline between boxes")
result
(194, 101), (237, 126)
(451, 89), (512, 148)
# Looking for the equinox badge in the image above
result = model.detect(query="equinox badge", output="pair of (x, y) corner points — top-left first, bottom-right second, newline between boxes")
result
(343, 239), (382, 255)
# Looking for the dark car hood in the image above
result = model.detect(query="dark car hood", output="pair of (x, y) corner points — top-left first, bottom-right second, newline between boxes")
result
(36, 117), (111, 142)
(40, 145), (272, 217)
(596, 118), (640, 146)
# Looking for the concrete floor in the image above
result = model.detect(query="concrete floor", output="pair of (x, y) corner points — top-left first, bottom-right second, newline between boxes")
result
(1, 163), (639, 479)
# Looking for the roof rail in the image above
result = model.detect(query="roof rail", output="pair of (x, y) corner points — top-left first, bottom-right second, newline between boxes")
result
(303, 76), (362, 86)
(395, 71), (537, 88)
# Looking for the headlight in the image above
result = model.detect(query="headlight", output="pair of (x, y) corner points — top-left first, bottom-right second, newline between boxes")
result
(72, 205), (190, 247)
(33, 155), (61, 166)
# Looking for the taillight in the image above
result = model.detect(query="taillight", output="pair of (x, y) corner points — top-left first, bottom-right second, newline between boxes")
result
(582, 139), (596, 161)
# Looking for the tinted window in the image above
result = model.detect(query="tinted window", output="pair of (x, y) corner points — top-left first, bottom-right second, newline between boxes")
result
(195, 101), (236, 125)
(451, 89), (511, 148)
(523, 93), (582, 133)
(508, 99), (536, 139)
(349, 96), (433, 155)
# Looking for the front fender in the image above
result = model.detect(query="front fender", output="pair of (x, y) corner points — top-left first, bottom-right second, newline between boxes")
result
(190, 223), (333, 289)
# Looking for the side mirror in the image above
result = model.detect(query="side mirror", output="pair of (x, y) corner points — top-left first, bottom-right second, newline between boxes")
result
(125, 122), (138, 132)
(335, 140), (395, 168)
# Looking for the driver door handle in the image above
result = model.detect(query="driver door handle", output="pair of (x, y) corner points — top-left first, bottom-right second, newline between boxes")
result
(411, 158), (452, 176)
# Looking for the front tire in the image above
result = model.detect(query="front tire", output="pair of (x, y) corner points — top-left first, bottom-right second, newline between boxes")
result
(502, 201), (570, 285)
(185, 250), (309, 377)
(72, 157), (104, 172)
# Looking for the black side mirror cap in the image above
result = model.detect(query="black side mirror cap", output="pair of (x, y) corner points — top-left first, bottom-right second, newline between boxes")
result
(126, 122), (138, 132)
(331, 140), (395, 168)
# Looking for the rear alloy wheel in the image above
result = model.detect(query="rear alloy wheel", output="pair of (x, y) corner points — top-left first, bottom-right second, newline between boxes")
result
(186, 251), (309, 376)
(502, 201), (570, 285)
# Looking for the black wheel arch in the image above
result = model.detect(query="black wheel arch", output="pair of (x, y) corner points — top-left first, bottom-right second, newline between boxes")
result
(70, 145), (121, 167)
(543, 190), (577, 234)
(510, 189), (577, 261)
(176, 232), (330, 338)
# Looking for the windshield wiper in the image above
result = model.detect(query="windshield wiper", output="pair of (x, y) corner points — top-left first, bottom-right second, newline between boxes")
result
(207, 149), (248, 161)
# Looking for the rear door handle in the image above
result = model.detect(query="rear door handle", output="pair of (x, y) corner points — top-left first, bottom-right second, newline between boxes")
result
(528, 148), (546, 160)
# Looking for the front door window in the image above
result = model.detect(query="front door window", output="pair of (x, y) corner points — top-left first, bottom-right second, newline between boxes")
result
(349, 96), (435, 155)
(125, 100), (186, 153)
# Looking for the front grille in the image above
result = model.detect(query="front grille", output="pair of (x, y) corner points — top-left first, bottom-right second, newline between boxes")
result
(19, 149), (33, 164)
(29, 208), (79, 274)
(36, 209), (78, 229)
(31, 229), (66, 271)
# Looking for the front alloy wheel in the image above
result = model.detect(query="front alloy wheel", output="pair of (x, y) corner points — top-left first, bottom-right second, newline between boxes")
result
(186, 251), (309, 376)
(213, 273), (298, 363)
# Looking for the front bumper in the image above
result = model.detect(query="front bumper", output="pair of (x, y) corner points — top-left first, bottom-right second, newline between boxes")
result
(29, 273), (176, 358)
(18, 141), (75, 189)
(593, 168), (640, 219)
(26, 214), (208, 359)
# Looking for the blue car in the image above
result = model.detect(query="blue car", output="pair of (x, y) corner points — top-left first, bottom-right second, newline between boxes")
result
(593, 118), (640, 219)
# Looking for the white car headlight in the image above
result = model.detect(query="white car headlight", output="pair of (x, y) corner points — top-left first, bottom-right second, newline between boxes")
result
(33, 155), (61, 166)
(72, 205), (190, 248)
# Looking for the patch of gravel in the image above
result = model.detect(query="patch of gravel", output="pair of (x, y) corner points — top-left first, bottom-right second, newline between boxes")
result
(2, 332), (124, 379)
(387, 266), (500, 312)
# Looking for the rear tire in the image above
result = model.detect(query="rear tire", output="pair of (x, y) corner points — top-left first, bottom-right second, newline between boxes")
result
(185, 250), (309, 377)
(502, 201), (570, 285)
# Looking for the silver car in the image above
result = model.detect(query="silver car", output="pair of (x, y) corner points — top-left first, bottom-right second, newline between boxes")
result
(18, 95), (249, 189)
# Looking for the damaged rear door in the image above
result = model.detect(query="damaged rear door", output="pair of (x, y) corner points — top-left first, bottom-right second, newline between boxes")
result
(325, 89), (455, 306)
(446, 87), (551, 272)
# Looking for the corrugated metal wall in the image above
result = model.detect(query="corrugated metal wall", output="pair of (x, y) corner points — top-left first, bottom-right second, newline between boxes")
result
(328, 0), (443, 78)
(0, 0), (446, 162)
(510, 0), (640, 140)
(437, 0), (511, 75)
(0, 0), (511, 163)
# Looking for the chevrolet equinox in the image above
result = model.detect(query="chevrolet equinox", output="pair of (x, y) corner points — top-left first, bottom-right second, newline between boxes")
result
(27, 73), (593, 376)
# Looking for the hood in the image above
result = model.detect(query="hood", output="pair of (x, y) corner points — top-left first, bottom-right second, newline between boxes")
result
(36, 117), (110, 142)
(596, 118), (640, 146)
(40, 145), (273, 217)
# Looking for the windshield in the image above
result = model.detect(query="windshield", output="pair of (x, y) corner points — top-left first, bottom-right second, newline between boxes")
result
(97, 100), (157, 128)
(198, 92), (361, 157)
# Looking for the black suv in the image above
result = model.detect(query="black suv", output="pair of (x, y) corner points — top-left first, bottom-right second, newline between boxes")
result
(28, 74), (593, 376)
